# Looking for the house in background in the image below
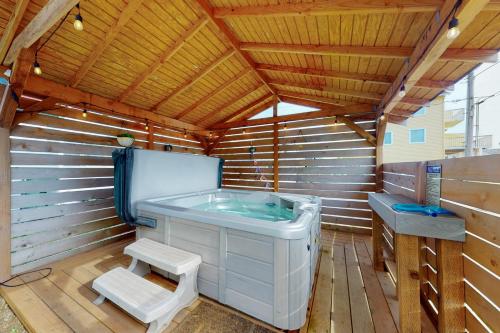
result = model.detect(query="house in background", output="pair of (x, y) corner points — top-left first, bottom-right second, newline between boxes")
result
(383, 96), (446, 163)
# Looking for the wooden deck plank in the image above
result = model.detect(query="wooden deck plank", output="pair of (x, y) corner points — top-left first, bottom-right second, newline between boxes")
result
(331, 244), (352, 332)
(307, 243), (333, 333)
(345, 239), (375, 333)
(20, 272), (113, 333)
(354, 240), (398, 333)
(2, 230), (439, 333)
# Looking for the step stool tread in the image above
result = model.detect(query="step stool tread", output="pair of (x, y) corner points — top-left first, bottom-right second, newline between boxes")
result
(92, 267), (177, 323)
(125, 238), (201, 274)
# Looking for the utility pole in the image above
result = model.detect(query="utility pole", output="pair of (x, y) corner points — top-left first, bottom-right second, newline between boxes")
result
(465, 72), (474, 156)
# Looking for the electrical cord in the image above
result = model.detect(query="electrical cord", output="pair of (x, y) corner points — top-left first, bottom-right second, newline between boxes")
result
(0, 268), (52, 287)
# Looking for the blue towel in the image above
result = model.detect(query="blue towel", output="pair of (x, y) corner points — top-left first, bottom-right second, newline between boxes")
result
(391, 203), (455, 217)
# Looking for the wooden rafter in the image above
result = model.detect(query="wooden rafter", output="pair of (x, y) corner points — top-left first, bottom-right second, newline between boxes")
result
(213, 0), (442, 17)
(69, 0), (145, 87)
(274, 80), (429, 106)
(240, 42), (498, 63)
(195, 0), (277, 96)
(23, 76), (206, 132)
(154, 49), (235, 111)
(175, 67), (252, 120)
(119, 17), (209, 102)
(4, 0), (80, 65)
(278, 95), (336, 110)
(211, 103), (374, 129)
(336, 115), (376, 146)
(205, 129), (229, 155)
(256, 63), (454, 89)
(271, 80), (384, 101)
(0, 47), (35, 128)
(209, 93), (274, 126)
(23, 96), (60, 112)
(277, 91), (347, 106)
(234, 99), (276, 123)
(380, 0), (491, 115)
(199, 85), (266, 127)
(0, 0), (30, 63)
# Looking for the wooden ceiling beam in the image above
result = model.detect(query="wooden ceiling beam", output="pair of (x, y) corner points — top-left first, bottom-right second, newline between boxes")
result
(256, 63), (454, 89)
(0, 47), (34, 128)
(154, 49), (235, 111)
(175, 67), (252, 120)
(69, 0), (145, 87)
(233, 99), (276, 123)
(4, 0), (80, 65)
(119, 17), (209, 102)
(195, 0), (277, 96)
(379, 0), (490, 115)
(241, 42), (498, 62)
(271, 80), (384, 101)
(336, 115), (376, 146)
(210, 93), (274, 126)
(211, 103), (374, 129)
(277, 91), (347, 106)
(278, 95), (337, 110)
(274, 80), (429, 106)
(23, 96), (61, 112)
(213, 0), (442, 17)
(23, 76), (205, 132)
(0, 0), (30, 64)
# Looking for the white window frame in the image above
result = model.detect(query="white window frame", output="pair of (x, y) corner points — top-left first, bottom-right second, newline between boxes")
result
(384, 131), (393, 145)
(408, 128), (426, 144)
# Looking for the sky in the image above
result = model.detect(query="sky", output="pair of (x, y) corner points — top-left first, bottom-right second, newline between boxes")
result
(444, 61), (500, 148)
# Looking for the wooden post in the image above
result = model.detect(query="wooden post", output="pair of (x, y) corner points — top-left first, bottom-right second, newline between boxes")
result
(372, 212), (385, 271)
(147, 125), (154, 150)
(273, 97), (279, 192)
(395, 234), (421, 333)
(0, 127), (11, 282)
(436, 240), (464, 332)
(375, 118), (387, 193)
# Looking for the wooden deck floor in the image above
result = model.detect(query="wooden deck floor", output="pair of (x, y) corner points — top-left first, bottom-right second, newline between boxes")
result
(1, 230), (437, 333)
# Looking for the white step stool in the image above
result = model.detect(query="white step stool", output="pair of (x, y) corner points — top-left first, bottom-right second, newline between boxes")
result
(92, 238), (202, 333)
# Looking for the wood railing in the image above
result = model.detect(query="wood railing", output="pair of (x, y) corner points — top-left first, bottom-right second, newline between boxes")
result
(383, 155), (500, 333)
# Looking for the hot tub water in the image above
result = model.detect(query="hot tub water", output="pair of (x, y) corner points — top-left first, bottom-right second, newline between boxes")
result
(192, 200), (294, 222)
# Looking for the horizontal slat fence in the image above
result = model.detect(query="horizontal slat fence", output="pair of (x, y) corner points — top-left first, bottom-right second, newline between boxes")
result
(383, 155), (500, 333)
(212, 117), (376, 233)
(10, 108), (203, 274)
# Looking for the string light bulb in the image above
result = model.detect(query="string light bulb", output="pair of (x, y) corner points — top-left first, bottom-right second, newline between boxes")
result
(73, 4), (84, 31)
(379, 113), (386, 121)
(183, 129), (187, 139)
(242, 129), (246, 134)
(398, 84), (406, 98)
(33, 52), (42, 75)
(209, 131), (213, 138)
(447, 17), (460, 39)
(283, 123), (287, 130)
(145, 121), (149, 131)
(82, 109), (87, 118)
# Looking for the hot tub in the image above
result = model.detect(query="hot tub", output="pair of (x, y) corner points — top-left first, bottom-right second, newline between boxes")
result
(134, 189), (321, 330)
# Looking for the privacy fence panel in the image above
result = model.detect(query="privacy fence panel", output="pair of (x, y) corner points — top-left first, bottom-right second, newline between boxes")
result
(212, 117), (376, 233)
(10, 108), (203, 274)
(383, 155), (500, 332)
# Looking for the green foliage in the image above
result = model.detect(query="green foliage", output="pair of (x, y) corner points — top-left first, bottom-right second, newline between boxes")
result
(117, 133), (135, 139)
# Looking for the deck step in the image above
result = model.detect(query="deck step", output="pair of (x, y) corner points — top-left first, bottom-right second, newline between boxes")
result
(124, 238), (202, 275)
(92, 267), (178, 323)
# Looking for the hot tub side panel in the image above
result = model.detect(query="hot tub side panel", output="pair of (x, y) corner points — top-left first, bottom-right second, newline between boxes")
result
(136, 209), (316, 330)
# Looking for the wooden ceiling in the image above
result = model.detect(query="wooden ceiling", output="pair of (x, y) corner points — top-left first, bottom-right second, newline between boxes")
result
(0, 0), (499, 130)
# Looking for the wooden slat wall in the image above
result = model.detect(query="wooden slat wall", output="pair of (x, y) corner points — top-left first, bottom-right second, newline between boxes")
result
(212, 117), (377, 234)
(383, 155), (500, 333)
(9, 108), (203, 274)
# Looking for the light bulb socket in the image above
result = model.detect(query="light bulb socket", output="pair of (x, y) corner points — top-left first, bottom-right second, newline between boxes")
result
(33, 60), (42, 75)
(75, 14), (83, 23)
(448, 17), (459, 30)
